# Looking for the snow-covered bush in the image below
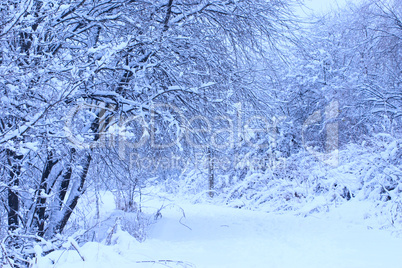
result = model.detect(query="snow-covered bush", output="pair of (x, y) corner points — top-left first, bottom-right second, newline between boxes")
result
(165, 134), (401, 229)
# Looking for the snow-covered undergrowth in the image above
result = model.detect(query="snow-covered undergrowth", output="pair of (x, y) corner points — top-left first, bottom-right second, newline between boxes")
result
(164, 135), (402, 231)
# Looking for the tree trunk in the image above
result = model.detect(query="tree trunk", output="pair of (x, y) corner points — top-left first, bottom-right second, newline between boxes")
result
(35, 151), (58, 237)
(208, 148), (214, 198)
(54, 152), (92, 234)
(7, 150), (23, 231)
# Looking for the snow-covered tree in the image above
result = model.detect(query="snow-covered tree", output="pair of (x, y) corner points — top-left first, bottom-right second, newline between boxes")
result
(0, 2), (299, 264)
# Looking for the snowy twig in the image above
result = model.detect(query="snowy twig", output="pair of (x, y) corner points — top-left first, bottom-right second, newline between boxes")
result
(158, 203), (192, 231)
(104, 219), (120, 245)
(135, 260), (196, 268)
(0, 242), (14, 268)
(69, 240), (85, 262)
(177, 207), (192, 231)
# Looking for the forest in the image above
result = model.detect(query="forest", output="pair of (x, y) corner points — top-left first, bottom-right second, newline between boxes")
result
(0, 0), (401, 267)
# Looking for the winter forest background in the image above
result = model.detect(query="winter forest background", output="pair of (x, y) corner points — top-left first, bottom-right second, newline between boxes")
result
(0, 0), (401, 267)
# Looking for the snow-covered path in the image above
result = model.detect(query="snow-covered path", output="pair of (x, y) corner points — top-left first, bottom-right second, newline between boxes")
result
(137, 203), (402, 268)
(38, 201), (402, 268)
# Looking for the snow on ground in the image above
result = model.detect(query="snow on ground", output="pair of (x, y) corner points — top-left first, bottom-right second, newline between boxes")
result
(34, 192), (402, 268)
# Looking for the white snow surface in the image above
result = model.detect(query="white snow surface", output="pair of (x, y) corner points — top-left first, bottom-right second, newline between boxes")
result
(32, 191), (402, 268)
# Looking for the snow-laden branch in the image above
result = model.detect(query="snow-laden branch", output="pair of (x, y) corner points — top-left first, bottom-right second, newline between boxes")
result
(0, 0), (33, 38)
(0, 102), (58, 145)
